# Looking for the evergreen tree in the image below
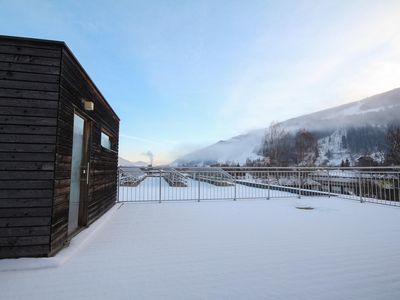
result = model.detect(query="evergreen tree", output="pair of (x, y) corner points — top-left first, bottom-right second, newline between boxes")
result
(346, 126), (386, 153)
(385, 123), (400, 165)
(345, 158), (350, 167)
(341, 135), (347, 149)
(326, 150), (332, 159)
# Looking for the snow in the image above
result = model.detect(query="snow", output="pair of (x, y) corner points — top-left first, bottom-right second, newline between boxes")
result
(1, 198), (400, 300)
(332, 101), (400, 118)
(315, 128), (386, 166)
(316, 128), (351, 166)
(329, 101), (399, 118)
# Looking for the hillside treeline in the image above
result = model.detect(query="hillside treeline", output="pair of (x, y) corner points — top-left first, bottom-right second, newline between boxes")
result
(247, 122), (400, 167)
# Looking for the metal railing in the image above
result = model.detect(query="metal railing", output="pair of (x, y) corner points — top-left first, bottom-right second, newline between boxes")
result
(117, 167), (400, 206)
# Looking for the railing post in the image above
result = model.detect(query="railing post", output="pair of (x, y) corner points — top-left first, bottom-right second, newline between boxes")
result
(233, 171), (237, 201)
(117, 167), (120, 203)
(159, 169), (162, 203)
(327, 170), (331, 198)
(394, 172), (400, 202)
(197, 173), (201, 202)
(359, 173), (363, 203)
(267, 171), (270, 200)
(398, 172), (400, 204)
(298, 170), (301, 199)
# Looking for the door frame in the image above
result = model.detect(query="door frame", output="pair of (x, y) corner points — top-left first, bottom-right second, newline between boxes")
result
(71, 109), (91, 233)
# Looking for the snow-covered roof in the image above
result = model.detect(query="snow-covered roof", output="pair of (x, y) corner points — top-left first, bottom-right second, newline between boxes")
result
(2, 198), (400, 299)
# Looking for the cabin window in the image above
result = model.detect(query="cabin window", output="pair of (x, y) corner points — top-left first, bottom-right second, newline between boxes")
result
(101, 131), (113, 150)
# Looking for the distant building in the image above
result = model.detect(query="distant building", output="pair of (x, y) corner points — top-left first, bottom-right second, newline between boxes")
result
(0, 36), (119, 258)
(357, 156), (377, 167)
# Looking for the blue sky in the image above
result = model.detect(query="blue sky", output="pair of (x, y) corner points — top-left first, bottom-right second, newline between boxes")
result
(1, 0), (400, 164)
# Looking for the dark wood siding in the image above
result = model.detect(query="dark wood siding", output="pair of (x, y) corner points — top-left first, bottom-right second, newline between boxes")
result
(0, 37), (61, 258)
(50, 47), (119, 254)
(0, 36), (119, 258)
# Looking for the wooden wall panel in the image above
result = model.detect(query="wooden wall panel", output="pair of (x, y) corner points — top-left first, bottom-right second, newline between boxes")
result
(50, 47), (119, 255)
(0, 36), (61, 258)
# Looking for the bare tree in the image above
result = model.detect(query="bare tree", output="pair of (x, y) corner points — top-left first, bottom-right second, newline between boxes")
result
(295, 129), (318, 166)
(386, 123), (400, 165)
(262, 122), (291, 166)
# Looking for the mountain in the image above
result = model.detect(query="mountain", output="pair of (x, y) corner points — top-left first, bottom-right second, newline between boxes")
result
(282, 88), (400, 132)
(118, 157), (148, 167)
(173, 88), (400, 166)
(172, 129), (265, 166)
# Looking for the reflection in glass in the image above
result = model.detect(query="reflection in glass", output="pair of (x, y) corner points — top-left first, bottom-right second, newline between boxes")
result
(68, 114), (85, 235)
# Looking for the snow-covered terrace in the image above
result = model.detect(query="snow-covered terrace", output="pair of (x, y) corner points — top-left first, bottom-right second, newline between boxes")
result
(1, 197), (400, 300)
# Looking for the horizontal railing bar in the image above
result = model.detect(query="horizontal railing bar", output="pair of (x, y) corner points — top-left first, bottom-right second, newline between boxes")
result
(119, 166), (400, 170)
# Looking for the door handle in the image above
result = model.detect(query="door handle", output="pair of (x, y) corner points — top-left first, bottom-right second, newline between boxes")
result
(86, 162), (90, 184)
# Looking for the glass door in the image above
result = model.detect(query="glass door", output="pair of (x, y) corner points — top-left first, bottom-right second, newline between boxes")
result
(68, 113), (88, 235)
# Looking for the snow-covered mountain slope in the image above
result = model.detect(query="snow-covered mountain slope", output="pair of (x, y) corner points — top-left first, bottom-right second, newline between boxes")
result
(172, 129), (265, 166)
(172, 88), (400, 166)
(315, 129), (351, 166)
(118, 157), (148, 167)
(282, 88), (400, 132)
(315, 129), (385, 166)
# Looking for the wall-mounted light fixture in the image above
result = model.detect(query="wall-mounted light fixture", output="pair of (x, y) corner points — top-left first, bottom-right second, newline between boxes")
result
(82, 99), (94, 111)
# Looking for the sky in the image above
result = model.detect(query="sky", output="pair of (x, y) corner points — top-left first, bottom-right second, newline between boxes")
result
(1, 0), (400, 165)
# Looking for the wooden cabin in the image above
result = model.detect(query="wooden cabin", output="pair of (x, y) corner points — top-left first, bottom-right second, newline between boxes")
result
(0, 36), (120, 258)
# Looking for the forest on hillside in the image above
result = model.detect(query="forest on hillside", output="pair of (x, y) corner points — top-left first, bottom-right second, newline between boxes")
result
(241, 122), (400, 167)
